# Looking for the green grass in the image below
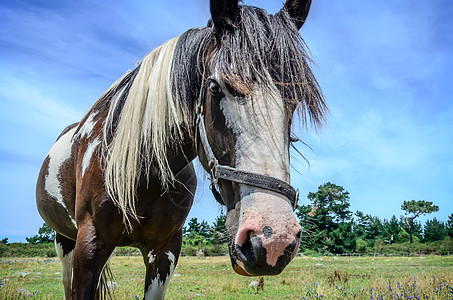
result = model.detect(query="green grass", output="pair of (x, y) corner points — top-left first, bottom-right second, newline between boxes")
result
(1, 255), (452, 299)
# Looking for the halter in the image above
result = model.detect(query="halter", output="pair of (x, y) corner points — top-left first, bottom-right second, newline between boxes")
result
(196, 84), (299, 211)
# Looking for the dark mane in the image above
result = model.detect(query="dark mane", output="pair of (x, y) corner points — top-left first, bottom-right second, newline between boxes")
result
(172, 5), (327, 129)
(171, 27), (212, 125)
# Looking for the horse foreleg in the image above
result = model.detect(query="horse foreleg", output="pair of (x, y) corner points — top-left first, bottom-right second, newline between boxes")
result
(71, 220), (114, 300)
(55, 233), (76, 300)
(141, 232), (182, 300)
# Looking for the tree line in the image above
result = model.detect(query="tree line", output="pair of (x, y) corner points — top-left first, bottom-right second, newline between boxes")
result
(297, 182), (452, 254)
(4, 182), (452, 256)
(178, 182), (452, 255)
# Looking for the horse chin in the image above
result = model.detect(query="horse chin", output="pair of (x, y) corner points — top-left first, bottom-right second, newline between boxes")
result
(227, 234), (300, 277)
(231, 259), (252, 276)
(229, 250), (294, 277)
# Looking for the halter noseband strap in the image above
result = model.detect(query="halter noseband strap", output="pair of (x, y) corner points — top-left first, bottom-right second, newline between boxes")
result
(196, 86), (299, 211)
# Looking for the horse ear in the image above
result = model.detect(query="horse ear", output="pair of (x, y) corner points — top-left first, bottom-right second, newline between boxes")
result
(281, 0), (312, 30)
(210, 0), (240, 33)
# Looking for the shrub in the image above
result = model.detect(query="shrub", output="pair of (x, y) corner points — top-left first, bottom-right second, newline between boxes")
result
(369, 237), (453, 255)
(396, 228), (410, 243)
(113, 247), (141, 256)
(180, 243), (229, 257)
(181, 245), (198, 256)
(204, 244), (228, 256)
(303, 249), (319, 257)
(355, 238), (368, 252)
(0, 243), (56, 257)
(0, 243), (6, 257)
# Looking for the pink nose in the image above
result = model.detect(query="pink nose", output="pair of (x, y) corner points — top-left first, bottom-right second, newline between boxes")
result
(234, 221), (301, 275)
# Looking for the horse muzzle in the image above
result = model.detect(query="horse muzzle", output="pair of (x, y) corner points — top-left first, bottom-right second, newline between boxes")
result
(228, 197), (302, 276)
(232, 230), (300, 276)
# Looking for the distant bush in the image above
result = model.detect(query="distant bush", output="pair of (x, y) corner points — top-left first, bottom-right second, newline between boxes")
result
(370, 237), (453, 255)
(2, 237), (450, 258)
(423, 237), (453, 254)
(204, 244), (228, 256)
(113, 247), (141, 256)
(303, 249), (319, 257)
(180, 243), (228, 257)
(0, 243), (56, 257)
(181, 245), (197, 256)
(0, 243), (6, 257)
(355, 238), (368, 253)
(0, 243), (229, 258)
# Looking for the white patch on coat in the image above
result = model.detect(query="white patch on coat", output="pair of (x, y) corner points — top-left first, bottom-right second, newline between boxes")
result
(55, 240), (74, 299)
(144, 251), (176, 300)
(45, 127), (77, 227)
(77, 112), (96, 140)
(81, 138), (100, 178)
(166, 251), (176, 271)
(218, 81), (291, 218)
(145, 272), (165, 300)
(218, 83), (289, 183)
(148, 250), (156, 265)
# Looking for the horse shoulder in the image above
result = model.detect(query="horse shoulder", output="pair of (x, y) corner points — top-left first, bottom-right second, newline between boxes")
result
(36, 124), (79, 238)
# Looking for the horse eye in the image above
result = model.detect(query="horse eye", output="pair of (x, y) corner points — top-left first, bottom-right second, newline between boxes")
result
(209, 81), (222, 95)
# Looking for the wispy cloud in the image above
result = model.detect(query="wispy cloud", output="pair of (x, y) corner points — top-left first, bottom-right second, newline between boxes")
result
(290, 0), (453, 220)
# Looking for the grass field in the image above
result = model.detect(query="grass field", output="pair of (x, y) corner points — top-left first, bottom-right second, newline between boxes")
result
(1, 255), (452, 299)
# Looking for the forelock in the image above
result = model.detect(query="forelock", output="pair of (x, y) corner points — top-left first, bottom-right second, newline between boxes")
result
(207, 5), (327, 127)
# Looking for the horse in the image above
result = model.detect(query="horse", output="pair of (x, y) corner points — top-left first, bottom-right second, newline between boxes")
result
(35, 0), (327, 299)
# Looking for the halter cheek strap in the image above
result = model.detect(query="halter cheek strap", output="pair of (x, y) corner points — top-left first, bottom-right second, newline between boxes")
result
(195, 86), (299, 211)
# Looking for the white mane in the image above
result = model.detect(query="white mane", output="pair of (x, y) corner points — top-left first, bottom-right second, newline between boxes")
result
(102, 36), (189, 229)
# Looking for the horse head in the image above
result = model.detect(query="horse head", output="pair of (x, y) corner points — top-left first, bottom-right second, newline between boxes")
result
(197, 0), (323, 276)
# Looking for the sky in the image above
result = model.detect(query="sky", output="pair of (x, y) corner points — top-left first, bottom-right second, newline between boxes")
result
(1, 0), (452, 242)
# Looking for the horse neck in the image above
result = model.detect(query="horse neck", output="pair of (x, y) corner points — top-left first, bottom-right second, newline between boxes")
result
(164, 123), (198, 176)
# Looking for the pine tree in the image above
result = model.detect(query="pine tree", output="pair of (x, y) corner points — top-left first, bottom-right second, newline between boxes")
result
(212, 211), (227, 245)
(354, 211), (385, 243)
(183, 218), (213, 246)
(401, 200), (439, 243)
(296, 182), (354, 253)
(447, 214), (453, 238)
(26, 223), (55, 244)
(424, 218), (446, 242)
(382, 215), (400, 244)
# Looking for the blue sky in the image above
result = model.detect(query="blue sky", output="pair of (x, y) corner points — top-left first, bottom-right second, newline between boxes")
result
(1, 0), (452, 242)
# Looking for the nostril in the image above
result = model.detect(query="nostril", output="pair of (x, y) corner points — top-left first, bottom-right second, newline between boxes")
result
(235, 231), (255, 263)
(236, 237), (266, 264)
(286, 237), (299, 257)
(236, 228), (255, 247)
(250, 235), (266, 263)
(235, 231), (268, 265)
(296, 230), (301, 240)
